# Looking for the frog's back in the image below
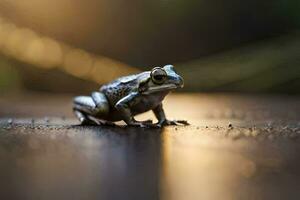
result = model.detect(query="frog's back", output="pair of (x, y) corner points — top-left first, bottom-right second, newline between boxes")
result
(100, 74), (139, 106)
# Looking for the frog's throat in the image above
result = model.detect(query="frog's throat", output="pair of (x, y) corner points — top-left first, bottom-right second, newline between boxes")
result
(143, 84), (178, 94)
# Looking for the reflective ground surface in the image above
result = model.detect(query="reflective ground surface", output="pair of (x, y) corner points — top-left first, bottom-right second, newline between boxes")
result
(0, 94), (299, 200)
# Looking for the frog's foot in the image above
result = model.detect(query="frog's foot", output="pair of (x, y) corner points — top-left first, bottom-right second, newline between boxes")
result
(100, 120), (117, 126)
(130, 123), (160, 128)
(74, 110), (98, 125)
(128, 119), (161, 128)
(87, 116), (117, 126)
(139, 119), (153, 124)
(74, 110), (116, 126)
(158, 119), (190, 127)
(128, 119), (189, 128)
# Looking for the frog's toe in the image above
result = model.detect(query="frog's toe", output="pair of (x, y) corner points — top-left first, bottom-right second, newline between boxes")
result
(139, 122), (161, 128)
(136, 122), (161, 128)
(140, 119), (153, 124)
(128, 122), (146, 128)
(175, 120), (190, 125)
(168, 120), (178, 125)
(159, 119), (175, 126)
(145, 123), (162, 128)
(160, 119), (190, 126)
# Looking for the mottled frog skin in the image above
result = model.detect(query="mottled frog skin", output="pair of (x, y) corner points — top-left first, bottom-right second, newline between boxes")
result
(73, 65), (188, 127)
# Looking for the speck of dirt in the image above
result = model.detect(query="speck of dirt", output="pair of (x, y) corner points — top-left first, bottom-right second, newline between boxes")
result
(8, 118), (13, 124)
(44, 117), (50, 123)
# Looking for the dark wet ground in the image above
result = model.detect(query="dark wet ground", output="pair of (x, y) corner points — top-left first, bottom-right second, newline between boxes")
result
(0, 93), (300, 200)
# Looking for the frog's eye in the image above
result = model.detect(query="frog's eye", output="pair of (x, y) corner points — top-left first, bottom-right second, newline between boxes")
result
(151, 67), (167, 85)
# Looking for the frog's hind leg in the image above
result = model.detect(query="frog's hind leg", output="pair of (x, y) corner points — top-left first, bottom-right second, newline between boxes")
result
(73, 109), (97, 125)
(73, 95), (113, 126)
(73, 96), (98, 125)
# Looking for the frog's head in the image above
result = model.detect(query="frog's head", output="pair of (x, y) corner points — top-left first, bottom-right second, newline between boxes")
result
(140, 65), (184, 94)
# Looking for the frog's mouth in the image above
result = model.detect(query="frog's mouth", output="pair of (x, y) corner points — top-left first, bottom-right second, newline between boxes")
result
(143, 84), (179, 94)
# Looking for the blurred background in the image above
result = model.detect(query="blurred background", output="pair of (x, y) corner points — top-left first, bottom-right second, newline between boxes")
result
(1, 2), (300, 200)
(0, 0), (299, 95)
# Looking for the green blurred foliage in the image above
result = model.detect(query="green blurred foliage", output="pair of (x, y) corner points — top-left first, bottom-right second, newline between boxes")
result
(0, 57), (20, 93)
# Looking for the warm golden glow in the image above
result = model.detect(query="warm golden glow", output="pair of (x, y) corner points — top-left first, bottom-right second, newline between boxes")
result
(0, 17), (140, 83)
(0, 23), (17, 48)
(5, 28), (35, 58)
(160, 130), (260, 200)
(63, 49), (93, 77)
(90, 58), (138, 83)
(40, 38), (63, 68)
(25, 38), (48, 67)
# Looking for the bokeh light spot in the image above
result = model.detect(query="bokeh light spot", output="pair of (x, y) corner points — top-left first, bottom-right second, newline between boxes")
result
(24, 38), (46, 67)
(63, 49), (93, 78)
(41, 38), (63, 68)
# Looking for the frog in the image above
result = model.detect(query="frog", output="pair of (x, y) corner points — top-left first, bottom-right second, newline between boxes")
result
(73, 65), (189, 128)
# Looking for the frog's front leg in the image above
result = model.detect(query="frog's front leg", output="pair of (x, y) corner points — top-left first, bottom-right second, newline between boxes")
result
(153, 103), (189, 127)
(115, 92), (155, 127)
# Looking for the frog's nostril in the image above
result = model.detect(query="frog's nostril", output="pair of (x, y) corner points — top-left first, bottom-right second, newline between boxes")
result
(177, 77), (184, 87)
(180, 78), (184, 87)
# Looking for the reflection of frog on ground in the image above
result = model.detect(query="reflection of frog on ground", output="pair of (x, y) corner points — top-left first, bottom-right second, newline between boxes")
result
(73, 65), (188, 128)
